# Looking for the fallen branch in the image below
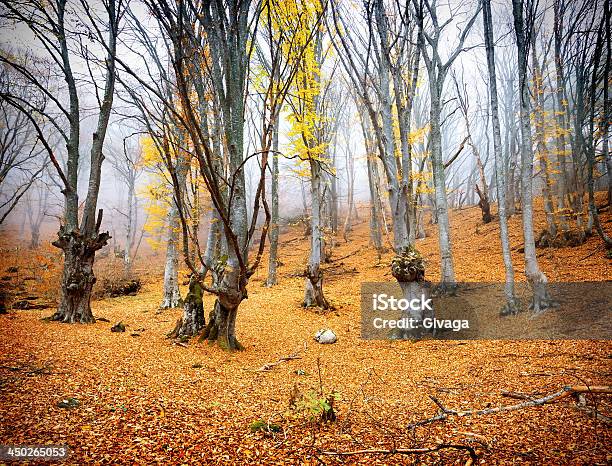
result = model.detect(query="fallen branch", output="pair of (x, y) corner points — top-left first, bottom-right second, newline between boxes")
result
(500, 390), (540, 400)
(247, 348), (304, 372)
(0, 363), (52, 376)
(280, 237), (301, 246)
(319, 443), (478, 463)
(572, 404), (612, 425)
(408, 385), (612, 429)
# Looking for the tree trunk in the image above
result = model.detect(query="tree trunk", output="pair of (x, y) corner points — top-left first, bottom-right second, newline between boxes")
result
(603, 0), (611, 207)
(366, 152), (383, 255)
(584, 10), (612, 249)
(483, 0), (518, 314)
(304, 159), (329, 308)
(51, 228), (110, 323)
(201, 297), (243, 351)
(553, 1), (573, 229)
(374, 0), (409, 252)
(396, 281), (433, 339)
(329, 139), (339, 234)
(430, 88), (456, 286)
(531, 39), (558, 239)
(266, 124), (280, 287)
(160, 203), (182, 309)
(123, 181), (135, 272)
(360, 103), (384, 255)
(512, 0), (551, 313)
(29, 225), (40, 250)
(475, 184), (492, 223)
(169, 276), (205, 339)
(343, 148), (355, 241)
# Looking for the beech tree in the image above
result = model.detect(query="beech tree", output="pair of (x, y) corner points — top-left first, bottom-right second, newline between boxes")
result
(0, 66), (48, 225)
(512, 0), (553, 313)
(414, 0), (481, 288)
(482, 0), (517, 314)
(0, 0), (124, 323)
(107, 135), (145, 272)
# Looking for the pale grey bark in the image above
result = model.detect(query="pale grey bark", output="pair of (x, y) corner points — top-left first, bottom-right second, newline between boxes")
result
(452, 73), (491, 223)
(329, 133), (339, 234)
(329, 0), (411, 254)
(342, 142), (355, 242)
(25, 179), (49, 250)
(301, 30), (333, 308)
(512, 0), (551, 313)
(123, 180), (135, 270)
(266, 121), (280, 287)
(483, 0), (517, 314)
(304, 158), (329, 308)
(374, 0), (409, 252)
(415, 0), (480, 287)
(360, 104), (384, 254)
(160, 202), (182, 309)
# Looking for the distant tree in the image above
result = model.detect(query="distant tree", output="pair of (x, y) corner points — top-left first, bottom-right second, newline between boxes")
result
(414, 0), (481, 288)
(24, 174), (51, 249)
(107, 134), (145, 272)
(0, 66), (48, 225)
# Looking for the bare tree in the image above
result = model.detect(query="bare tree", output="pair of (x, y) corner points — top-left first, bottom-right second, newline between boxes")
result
(512, 0), (553, 313)
(452, 70), (492, 224)
(265, 122), (280, 287)
(0, 0), (124, 323)
(108, 134), (144, 272)
(482, 0), (518, 314)
(24, 175), (51, 249)
(118, 0), (319, 349)
(414, 0), (481, 288)
(0, 66), (48, 225)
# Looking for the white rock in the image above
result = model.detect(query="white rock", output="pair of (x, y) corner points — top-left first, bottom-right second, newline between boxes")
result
(314, 329), (337, 344)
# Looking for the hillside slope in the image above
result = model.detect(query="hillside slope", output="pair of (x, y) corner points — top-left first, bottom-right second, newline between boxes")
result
(0, 195), (610, 464)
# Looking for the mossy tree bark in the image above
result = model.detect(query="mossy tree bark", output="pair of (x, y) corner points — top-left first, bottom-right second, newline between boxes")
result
(201, 297), (243, 352)
(169, 276), (205, 339)
(51, 228), (110, 323)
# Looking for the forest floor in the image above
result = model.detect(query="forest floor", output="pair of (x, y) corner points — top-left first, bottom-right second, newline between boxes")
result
(0, 194), (611, 465)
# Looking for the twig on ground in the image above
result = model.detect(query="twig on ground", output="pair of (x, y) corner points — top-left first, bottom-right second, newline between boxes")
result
(319, 443), (478, 463)
(246, 347), (305, 372)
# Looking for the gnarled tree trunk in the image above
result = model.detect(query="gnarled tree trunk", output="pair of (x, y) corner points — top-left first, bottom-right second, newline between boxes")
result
(52, 228), (110, 323)
(202, 296), (243, 351)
